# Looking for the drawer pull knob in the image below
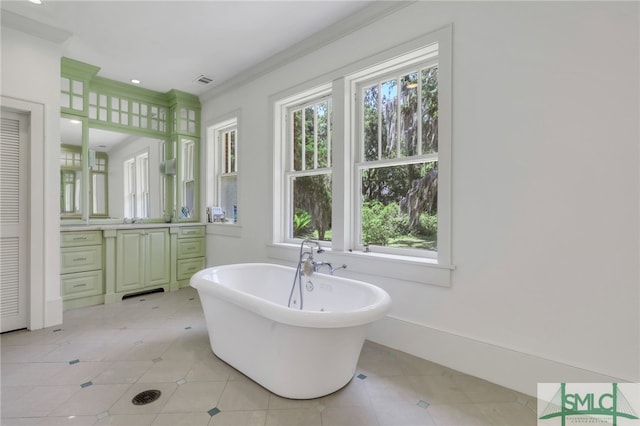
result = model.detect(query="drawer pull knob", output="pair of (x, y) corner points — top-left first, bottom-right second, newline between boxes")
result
(73, 283), (87, 288)
(72, 236), (87, 241)
(73, 257), (87, 262)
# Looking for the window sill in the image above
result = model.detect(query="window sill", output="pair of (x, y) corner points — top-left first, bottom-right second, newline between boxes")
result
(206, 223), (242, 238)
(267, 243), (453, 287)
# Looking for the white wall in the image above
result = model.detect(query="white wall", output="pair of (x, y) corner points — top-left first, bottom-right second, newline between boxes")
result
(201, 2), (639, 396)
(1, 27), (64, 328)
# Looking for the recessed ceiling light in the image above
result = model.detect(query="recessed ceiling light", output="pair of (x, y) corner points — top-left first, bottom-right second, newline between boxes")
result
(131, 79), (141, 85)
(69, 120), (81, 124)
(28, 0), (43, 4)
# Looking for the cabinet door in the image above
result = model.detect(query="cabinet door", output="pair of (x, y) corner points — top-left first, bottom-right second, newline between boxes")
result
(116, 230), (144, 292)
(145, 228), (169, 287)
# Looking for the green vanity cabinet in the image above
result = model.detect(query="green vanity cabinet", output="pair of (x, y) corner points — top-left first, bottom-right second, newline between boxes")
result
(171, 225), (206, 288)
(60, 230), (104, 310)
(115, 228), (170, 294)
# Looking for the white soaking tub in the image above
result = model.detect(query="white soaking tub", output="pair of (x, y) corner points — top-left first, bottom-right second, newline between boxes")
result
(190, 262), (391, 399)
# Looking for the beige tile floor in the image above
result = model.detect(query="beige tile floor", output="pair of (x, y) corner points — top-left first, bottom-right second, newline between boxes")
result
(1, 287), (538, 425)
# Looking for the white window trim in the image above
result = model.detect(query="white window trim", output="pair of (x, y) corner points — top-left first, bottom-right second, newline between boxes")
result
(270, 25), (453, 286)
(273, 83), (333, 245)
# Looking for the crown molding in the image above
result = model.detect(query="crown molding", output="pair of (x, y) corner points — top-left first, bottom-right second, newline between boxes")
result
(200, 1), (415, 102)
(1, 9), (71, 44)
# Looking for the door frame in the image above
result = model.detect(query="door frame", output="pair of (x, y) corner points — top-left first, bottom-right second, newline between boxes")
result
(1, 96), (46, 330)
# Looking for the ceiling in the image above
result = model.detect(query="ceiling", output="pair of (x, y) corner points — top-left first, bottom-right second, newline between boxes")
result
(1, 0), (379, 97)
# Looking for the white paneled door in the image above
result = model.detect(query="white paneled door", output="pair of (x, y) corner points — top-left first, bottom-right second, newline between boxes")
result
(0, 111), (28, 332)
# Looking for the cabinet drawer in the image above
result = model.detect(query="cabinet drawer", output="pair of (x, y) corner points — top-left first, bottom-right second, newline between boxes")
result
(62, 270), (102, 299)
(177, 257), (205, 281)
(61, 231), (102, 247)
(61, 245), (102, 274)
(177, 238), (205, 259)
(178, 226), (205, 238)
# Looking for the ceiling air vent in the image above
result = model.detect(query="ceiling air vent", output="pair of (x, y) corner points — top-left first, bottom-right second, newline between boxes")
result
(193, 75), (213, 86)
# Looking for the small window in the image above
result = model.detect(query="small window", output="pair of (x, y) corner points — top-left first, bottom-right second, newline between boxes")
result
(207, 118), (239, 223)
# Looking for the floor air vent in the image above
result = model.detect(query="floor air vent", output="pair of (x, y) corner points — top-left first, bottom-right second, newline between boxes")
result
(132, 390), (161, 405)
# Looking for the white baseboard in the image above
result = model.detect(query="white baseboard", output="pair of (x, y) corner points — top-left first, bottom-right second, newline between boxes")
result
(367, 315), (623, 397)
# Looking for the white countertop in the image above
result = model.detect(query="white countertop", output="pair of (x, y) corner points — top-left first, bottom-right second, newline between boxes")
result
(60, 222), (206, 231)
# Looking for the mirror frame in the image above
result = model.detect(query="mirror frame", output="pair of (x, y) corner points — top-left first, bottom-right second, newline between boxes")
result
(60, 57), (201, 224)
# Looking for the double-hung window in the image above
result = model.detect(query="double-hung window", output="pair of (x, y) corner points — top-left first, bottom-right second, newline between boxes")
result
(286, 95), (333, 241)
(355, 62), (439, 257)
(207, 117), (239, 223)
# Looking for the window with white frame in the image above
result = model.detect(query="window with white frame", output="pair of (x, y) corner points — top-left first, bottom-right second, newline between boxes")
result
(275, 28), (451, 265)
(355, 62), (439, 257)
(208, 118), (239, 223)
(285, 95), (332, 241)
(123, 151), (149, 218)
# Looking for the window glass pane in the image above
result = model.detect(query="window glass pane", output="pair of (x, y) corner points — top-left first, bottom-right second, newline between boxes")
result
(380, 79), (397, 159)
(72, 80), (83, 95)
(229, 130), (236, 173)
(72, 96), (83, 111)
(292, 174), (332, 241)
(61, 77), (70, 92)
(317, 101), (329, 168)
(421, 66), (439, 154)
(363, 85), (379, 161)
(400, 72), (418, 157)
(361, 162), (437, 250)
(304, 106), (315, 170)
(220, 175), (237, 221)
(292, 110), (303, 171)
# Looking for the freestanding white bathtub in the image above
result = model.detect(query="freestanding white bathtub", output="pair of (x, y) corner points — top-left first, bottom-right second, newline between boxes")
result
(190, 262), (391, 399)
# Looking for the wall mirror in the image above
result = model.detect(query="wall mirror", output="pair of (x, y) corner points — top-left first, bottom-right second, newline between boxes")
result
(89, 128), (166, 220)
(60, 116), (168, 221)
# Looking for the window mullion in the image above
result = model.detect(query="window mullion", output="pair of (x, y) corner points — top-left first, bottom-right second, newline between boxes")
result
(417, 71), (423, 156)
(313, 106), (318, 169)
(396, 76), (401, 159)
(301, 109), (306, 172)
(327, 102), (332, 168)
(232, 130), (237, 173)
(377, 83), (382, 161)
